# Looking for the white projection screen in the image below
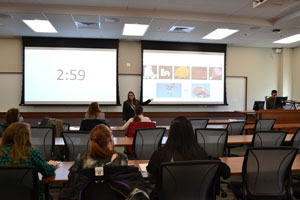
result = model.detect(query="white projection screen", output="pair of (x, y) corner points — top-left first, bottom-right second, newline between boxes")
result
(141, 41), (227, 105)
(22, 37), (119, 105)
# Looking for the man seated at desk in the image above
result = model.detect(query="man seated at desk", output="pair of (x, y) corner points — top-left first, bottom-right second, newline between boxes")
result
(266, 90), (283, 109)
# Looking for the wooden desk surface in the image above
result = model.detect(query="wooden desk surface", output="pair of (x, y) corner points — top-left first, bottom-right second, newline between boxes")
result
(244, 123), (300, 130)
(42, 154), (300, 183)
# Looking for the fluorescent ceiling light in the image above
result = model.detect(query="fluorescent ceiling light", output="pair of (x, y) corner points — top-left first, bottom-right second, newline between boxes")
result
(22, 20), (57, 33)
(273, 34), (300, 44)
(203, 28), (239, 40)
(122, 24), (149, 36)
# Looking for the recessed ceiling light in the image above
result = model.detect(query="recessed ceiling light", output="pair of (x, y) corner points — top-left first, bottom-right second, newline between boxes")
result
(122, 24), (149, 36)
(22, 20), (57, 33)
(202, 28), (239, 40)
(273, 34), (300, 44)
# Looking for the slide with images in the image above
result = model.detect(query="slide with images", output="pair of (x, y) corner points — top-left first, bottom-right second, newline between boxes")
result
(142, 50), (225, 105)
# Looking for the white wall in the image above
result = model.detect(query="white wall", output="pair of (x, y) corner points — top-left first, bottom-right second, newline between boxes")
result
(0, 38), (298, 112)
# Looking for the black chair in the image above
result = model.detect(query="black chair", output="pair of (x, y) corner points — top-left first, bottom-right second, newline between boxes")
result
(157, 160), (221, 200)
(0, 166), (39, 200)
(133, 128), (166, 160)
(80, 165), (148, 200)
(226, 121), (246, 156)
(254, 119), (276, 132)
(251, 130), (287, 147)
(30, 126), (54, 160)
(195, 128), (228, 158)
(0, 124), (5, 137)
(190, 119), (209, 133)
(63, 131), (90, 161)
(290, 128), (300, 153)
(79, 119), (109, 131)
(241, 147), (297, 200)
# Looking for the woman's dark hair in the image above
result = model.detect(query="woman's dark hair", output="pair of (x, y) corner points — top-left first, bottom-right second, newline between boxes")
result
(133, 105), (143, 122)
(126, 91), (138, 105)
(5, 108), (20, 126)
(164, 116), (207, 160)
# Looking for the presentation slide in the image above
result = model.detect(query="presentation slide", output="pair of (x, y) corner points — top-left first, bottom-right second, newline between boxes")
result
(142, 50), (225, 104)
(24, 47), (117, 105)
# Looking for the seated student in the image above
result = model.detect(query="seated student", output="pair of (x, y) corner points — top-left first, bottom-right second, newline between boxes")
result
(3, 108), (23, 130)
(146, 116), (230, 198)
(0, 122), (57, 200)
(84, 102), (105, 120)
(266, 89), (278, 109)
(70, 124), (128, 171)
(122, 105), (152, 130)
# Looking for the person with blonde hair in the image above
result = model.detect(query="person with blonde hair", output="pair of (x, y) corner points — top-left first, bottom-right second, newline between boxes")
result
(0, 122), (57, 200)
(70, 124), (127, 171)
(84, 102), (105, 120)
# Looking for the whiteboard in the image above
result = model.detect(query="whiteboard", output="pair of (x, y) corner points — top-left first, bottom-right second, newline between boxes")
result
(0, 73), (246, 112)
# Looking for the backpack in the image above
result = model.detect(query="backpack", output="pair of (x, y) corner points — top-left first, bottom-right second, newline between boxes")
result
(59, 165), (149, 200)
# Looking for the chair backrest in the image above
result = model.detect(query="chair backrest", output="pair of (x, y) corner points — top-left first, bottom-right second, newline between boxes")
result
(195, 128), (228, 157)
(254, 119), (276, 132)
(63, 131), (90, 161)
(0, 166), (39, 200)
(125, 122), (156, 137)
(158, 160), (221, 200)
(30, 126), (54, 160)
(242, 147), (297, 199)
(190, 119), (209, 133)
(226, 121), (246, 135)
(291, 128), (300, 153)
(133, 128), (166, 160)
(0, 124), (5, 137)
(252, 131), (287, 147)
(79, 119), (109, 131)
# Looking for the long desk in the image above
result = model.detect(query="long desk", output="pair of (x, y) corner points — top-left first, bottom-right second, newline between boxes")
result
(41, 155), (300, 183)
(2, 134), (294, 147)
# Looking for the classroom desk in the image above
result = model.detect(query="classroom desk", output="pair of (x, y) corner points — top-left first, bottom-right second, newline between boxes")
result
(41, 155), (300, 183)
(2, 133), (294, 147)
(244, 123), (300, 130)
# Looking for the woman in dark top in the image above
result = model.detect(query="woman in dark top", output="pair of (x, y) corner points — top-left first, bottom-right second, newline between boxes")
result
(122, 91), (152, 122)
(147, 116), (230, 185)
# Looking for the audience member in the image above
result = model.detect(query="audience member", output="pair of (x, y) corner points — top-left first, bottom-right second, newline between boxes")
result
(0, 122), (57, 200)
(122, 105), (152, 130)
(122, 91), (152, 122)
(84, 102), (105, 120)
(3, 108), (22, 130)
(266, 89), (277, 109)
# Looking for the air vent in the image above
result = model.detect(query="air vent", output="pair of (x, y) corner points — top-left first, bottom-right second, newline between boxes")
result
(75, 21), (101, 29)
(169, 26), (195, 33)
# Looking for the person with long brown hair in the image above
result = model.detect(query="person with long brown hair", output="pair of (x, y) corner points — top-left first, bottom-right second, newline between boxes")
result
(122, 91), (152, 122)
(69, 124), (127, 171)
(0, 122), (57, 200)
(3, 108), (23, 131)
(122, 105), (152, 130)
(84, 102), (105, 120)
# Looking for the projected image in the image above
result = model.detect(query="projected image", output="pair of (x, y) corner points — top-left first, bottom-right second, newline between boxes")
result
(159, 66), (172, 79)
(156, 83), (181, 98)
(209, 67), (222, 80)
(174, 66), (190, 79)
(143, 65), (157, 79)
(192, 84), (210, 98)
(192, 67), (207, 80)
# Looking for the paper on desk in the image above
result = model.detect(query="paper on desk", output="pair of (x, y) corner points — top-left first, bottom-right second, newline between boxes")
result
(139, 164), (147, 171)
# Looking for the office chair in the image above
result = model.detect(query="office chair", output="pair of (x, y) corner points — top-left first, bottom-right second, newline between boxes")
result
(241, 147), (297, 199)
(190, 119), (209, 133)
(133, 127), (166, 160)
(254, 119), (276, 132)
(251, 130), (287, 147)
(0, 166), (39, 200)
(157, 160), (221, 200)
(62, 131), (90, 161)
(226, 121), (246, 156)
(30, 126), (54, 160)
(79, 119), (109, 131)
